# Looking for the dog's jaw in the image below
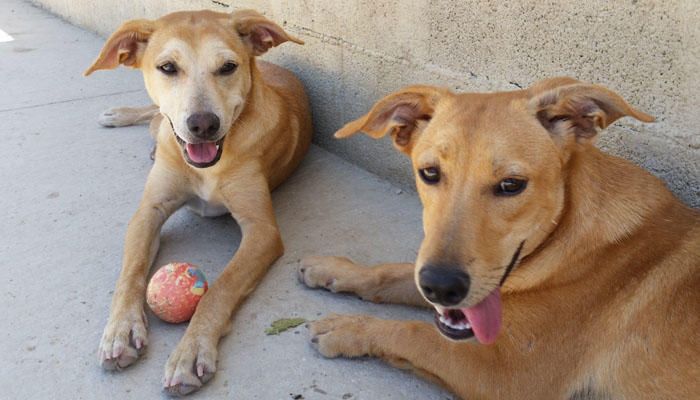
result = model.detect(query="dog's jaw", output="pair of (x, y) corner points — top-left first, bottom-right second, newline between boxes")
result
(165, 114), (226, 169)
(432, 288), (502, 344)
(172, 132), (225, 169)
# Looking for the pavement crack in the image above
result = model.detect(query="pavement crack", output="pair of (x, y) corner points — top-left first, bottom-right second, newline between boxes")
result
(0, 89), (144, 113)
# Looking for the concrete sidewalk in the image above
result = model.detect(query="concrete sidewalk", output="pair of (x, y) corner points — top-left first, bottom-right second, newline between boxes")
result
(0, 1), (451, 399)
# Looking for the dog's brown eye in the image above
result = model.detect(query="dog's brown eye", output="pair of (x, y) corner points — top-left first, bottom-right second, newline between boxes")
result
(218, 62), (238, 75)
(158, 62), (177, 75)
(496, 178), (527, 196)
(419, 167), (441, 185)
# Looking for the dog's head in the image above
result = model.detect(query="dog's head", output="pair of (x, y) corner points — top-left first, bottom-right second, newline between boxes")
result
(85, 10), (302, 168)
(336, 78), (653, 344)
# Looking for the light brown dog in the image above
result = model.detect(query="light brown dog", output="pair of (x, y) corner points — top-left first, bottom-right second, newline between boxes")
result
(300, 78), (699, 399)
(85, 10), (311, 395)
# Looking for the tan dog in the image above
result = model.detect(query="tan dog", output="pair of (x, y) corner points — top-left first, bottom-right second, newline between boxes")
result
(300, 78), (699, 399)
(84, 10), (311, 395)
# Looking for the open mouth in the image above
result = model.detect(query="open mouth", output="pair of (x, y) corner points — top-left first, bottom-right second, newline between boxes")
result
(433, 288), (502, 345)
(435, 308), (474, 340)
(174, 134), (224, 168)
(432, 241), (524, 344)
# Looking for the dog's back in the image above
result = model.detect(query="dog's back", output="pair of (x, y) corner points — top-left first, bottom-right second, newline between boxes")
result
(601, 178), (699, 398)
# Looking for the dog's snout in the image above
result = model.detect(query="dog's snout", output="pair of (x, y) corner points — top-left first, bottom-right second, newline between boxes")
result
(419, 265), (470, 306)
(187, 112), (220, 139)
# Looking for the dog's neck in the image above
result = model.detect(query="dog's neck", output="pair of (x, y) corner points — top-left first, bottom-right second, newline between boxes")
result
(507, 145), (681, 291)
(561, 148), (664, 249)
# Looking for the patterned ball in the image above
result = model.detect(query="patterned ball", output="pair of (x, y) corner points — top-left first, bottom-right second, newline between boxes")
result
(146, 262), (208, 323)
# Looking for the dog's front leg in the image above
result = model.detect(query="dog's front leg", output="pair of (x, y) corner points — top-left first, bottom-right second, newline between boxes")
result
(163, 169), (283, 396)
(99, 165), (188, 370)
(308, 314), (500, 399)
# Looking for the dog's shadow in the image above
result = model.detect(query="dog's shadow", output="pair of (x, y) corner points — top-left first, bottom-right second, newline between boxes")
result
(153, 210), (241, 283)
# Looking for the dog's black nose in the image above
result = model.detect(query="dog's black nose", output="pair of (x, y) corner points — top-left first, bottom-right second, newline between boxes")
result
(418, 265), (470, 306)
(187, 112), (220, 139)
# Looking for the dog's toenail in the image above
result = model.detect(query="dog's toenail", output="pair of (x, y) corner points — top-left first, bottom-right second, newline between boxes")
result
(311, 336), (319, 343)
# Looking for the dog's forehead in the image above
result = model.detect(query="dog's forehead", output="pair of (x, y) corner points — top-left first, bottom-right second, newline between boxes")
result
(448, 91), (529, 125)
(153, 37), (241, 64)
(423, 93), (524, 144)
(416, 92), (553, 171)
(157, 9), (231, 27)
(149, 12), (246, 59)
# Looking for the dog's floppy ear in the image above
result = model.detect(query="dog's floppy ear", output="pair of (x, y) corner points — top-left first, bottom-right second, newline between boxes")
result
(84, 19), (155, 76)
(530, 83), (654, 143)
(335, 86), (445, 152)
(233, 10), (303, 56)
(527, 76), (582, 95)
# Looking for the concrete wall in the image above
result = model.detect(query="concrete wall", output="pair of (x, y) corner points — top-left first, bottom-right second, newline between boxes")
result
(32, 0), (699, 206)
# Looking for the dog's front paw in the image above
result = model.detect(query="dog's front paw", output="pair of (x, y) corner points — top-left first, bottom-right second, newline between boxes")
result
(308, 314), (378, 358)
(98, 107), (139, 127)
(298, 256), (363, 294)
(163, 334), (217, 396)
(98, 307), (148, 371)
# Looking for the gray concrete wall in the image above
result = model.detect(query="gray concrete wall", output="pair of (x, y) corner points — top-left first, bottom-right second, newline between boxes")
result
(31, 0), (699, 206)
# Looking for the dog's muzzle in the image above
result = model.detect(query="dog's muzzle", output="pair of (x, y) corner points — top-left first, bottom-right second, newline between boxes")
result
(166, 114), (225, 168)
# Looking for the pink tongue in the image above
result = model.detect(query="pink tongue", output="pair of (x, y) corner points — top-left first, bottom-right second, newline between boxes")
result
(185, 142), (218, 164)
(462, 289), (502, 345)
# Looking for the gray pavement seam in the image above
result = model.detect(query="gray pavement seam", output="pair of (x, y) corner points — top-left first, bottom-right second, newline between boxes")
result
(0, 88), (145, 113)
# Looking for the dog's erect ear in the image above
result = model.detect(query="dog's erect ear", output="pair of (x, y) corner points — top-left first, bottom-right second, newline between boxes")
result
(530, 83), (654, 143)
(335, 86), (445, 152)
(84, 20), (155, 76)
(233, 10), (303, 56)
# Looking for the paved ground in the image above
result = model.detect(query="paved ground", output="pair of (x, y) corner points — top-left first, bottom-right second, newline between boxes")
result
(0, 1), (452, 399)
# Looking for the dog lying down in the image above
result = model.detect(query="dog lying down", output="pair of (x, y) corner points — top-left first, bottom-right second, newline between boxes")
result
(85, 9), (312, 396)
(300, 78), (700, 399)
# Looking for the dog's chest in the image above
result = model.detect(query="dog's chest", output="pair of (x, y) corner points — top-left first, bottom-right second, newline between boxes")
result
(185, 176), (228, 217)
